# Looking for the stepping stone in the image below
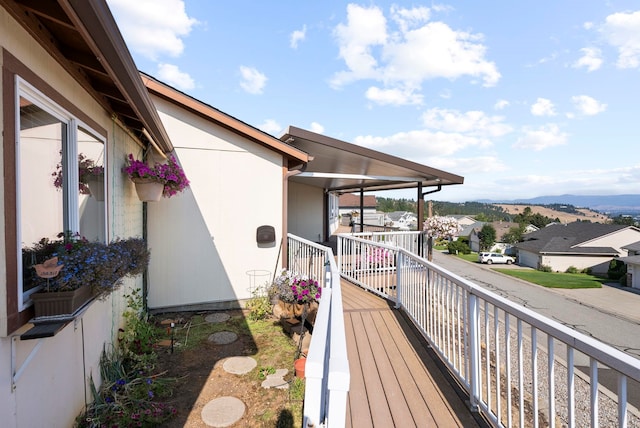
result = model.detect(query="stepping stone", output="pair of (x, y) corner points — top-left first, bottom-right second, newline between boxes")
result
(208, 331), (238, 345)
(201, 396), (245, 427)
(261, 368), (289, 389)
(223, 356), (257, 375)
(205, 313), (230, 323)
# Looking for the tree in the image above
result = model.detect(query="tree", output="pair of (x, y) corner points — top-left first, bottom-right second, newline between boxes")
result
(612, 215), (637, 227)
(478, 224), (497, 251)
(501, 224), (526, 244)
(423, 216), (462, 261)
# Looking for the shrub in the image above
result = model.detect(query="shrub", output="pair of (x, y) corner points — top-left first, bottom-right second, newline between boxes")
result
(247, 282), (273, 321)
(565, 266), (579, 274)
(447, 240), (470, 255)
(608, 259), (627, 280)
(538, 264), (552, 272)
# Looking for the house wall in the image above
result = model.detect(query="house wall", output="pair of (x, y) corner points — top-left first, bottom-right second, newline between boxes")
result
(146, 97), (284, 309)
(629, 263), (640, 289)
(518, 250), (540, 269)
(288, 181), (324, 242)
(0, 8), (145, 427)
(540, 255), (611, 274)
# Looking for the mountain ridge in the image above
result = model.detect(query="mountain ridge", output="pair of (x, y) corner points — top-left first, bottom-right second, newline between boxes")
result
(475, 194), (640, 214)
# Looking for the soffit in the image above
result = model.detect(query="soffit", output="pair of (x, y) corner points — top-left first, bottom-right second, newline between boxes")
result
(280, 126), (464, 193)
(1, 0), (172, 152)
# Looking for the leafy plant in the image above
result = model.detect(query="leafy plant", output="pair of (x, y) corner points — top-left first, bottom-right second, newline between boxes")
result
(271, 269), (321, 304)
(76, 294), (177, 427)
(53, 152), (104, 195)
(123, 154), (190, 198)
(23, 232), (150, 298)
(247, 282), (273, 321)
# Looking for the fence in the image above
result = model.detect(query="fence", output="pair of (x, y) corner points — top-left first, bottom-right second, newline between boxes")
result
(288, 234), (349, 428)
(337, 233), (640, 428)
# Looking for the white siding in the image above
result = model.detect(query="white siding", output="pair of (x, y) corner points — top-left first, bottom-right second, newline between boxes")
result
(288, 181), (324, 242)
(146, 97), (284, 309)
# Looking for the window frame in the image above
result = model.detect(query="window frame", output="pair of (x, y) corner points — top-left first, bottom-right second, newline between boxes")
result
(0, 48), (111, 336)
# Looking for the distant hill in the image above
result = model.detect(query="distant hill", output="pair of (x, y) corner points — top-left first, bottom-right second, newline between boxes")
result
(476, 194), (640, 215)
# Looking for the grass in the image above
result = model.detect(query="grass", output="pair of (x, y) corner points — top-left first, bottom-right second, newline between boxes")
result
(493, 269), (605, 289)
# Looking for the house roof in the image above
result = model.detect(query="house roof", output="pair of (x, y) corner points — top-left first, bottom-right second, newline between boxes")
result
(141, 73), (309, 167)
(619, 255), (640, 266)
(339, 194), (376, 208)
(623, 241), (640, 252)
(514, 222), (631, 255)
(1, 0), (172, 153)
(280, 126), (464, 193)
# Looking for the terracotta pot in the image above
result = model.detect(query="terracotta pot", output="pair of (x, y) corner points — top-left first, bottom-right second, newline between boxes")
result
(30, 284), (92, 318)
(294, 357), (306, 378)
(132, 178), (164, 202)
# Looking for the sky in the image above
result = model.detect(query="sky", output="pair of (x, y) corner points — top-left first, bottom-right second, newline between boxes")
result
(106, 0), (640, 203)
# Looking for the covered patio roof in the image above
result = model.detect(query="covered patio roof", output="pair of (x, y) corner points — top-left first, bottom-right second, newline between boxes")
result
(280, 126), (464, 194)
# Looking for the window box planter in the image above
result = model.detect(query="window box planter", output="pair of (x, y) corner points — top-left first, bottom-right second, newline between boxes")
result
(30, 284), (92, 318)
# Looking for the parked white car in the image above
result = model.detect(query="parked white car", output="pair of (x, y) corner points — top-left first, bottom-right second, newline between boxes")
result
(478, 252), (515, 265)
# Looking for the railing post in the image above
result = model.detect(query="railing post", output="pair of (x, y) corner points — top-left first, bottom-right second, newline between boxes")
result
(395, 251), (402, 309)
(337, 236), (342, 276)
(468, 292), (480, 412)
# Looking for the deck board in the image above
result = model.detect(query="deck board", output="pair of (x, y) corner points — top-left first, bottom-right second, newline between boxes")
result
(342, 279), (482, 428)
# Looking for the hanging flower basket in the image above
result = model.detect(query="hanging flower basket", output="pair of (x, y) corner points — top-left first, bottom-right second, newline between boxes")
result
(131, 178), (164, 202)
(122, 154), (190, 201)
(86, 173), (105, 201)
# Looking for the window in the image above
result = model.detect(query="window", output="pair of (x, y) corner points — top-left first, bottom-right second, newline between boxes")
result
(17, 78), (106, 310)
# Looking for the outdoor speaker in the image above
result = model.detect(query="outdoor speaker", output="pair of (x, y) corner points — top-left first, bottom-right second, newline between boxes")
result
(256, 225), (276, 244)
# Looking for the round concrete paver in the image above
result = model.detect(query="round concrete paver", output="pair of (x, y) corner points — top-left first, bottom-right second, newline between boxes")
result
(208, 331), (238, 345)
(201, 396), (245, 427)
(223, 356), (257, 375)
(205, 313), (230, 323)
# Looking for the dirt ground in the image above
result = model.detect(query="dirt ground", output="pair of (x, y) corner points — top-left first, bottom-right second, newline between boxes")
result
(153, 309), (302, 428)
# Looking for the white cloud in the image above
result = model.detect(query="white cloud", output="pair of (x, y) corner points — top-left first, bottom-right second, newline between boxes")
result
(600, 10), (640, 69)
(422, 108), (512, 137)
(494, 99), (510, 110)
(156, 63), (195, 90)
(310, 122), (325, 133)
(365, 86), (423, 105)
(530, 98), (556, 116)
(239, 66), (268, 94)
(257, 119), (281, 135)
(572, 47), (603, 71)
(427, 156), (507, 174)
(330, 4), (500, 104)
(107, 0), (198, 60)
(353, 128), (486, 159)
(513, 124), (568, 151)
(571, 95), (607, 116)
(290, 25), (307, 49)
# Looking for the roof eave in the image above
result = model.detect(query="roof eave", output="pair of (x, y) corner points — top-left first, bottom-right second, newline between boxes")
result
(64, 0), (173, 153)
(141, 73), (309, 167)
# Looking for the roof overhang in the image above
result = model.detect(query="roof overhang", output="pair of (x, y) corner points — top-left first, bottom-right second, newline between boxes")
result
(141, 73), (309, 168)
(1, 0), (172, 153)
(280, 126), (464, 193)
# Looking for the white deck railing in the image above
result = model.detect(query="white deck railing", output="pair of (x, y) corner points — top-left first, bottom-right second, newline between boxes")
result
(338, 233), (640, 428)
(288, 234), (349, 428)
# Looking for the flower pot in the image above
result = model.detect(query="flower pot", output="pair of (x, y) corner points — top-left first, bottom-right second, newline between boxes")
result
(132, 178), (164, 202)
(277, 300), (306, 319)
(294, 357), (306, 378)
(30, 284), (93, 318)
(86, 174), (105, 201)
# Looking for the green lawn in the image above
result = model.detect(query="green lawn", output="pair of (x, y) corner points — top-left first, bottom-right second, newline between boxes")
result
(447, 251), (606, 289)
(493, 269), (605, 289)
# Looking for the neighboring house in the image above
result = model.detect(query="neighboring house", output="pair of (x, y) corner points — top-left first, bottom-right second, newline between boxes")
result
(338, 194), (385, 227)
(619, 241), (640, 289)
(514, 223), (640, 274)
(0, 1), (174, 426)
(450, 215), (477, 226)
(387, 211), (418, 230)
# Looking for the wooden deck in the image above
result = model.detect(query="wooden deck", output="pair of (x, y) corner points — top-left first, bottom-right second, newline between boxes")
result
(342, 279), (484, 427)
